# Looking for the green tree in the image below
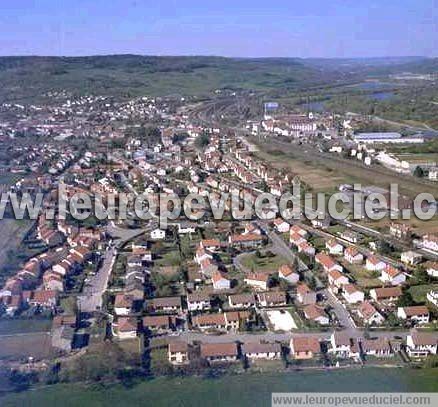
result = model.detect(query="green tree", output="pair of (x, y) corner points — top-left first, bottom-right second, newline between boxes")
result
(413, 166), (424, 178)
(195, 132), (210, 149)
(397, 291), (415, 307)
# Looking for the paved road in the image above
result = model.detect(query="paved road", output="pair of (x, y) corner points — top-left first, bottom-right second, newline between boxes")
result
(257, 222), (306, 273)
(106, 223), (147, 246)
(175, 330), (331, 344)
(77, 222), (154, 313)
(323, 289), (356, 331)
(257, 221), (324, 288)
(77, 247), (116, 313)
(256, 221), (366, 331)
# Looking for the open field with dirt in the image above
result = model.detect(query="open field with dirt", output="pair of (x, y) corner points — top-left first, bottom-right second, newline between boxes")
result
(254, 148), (344, 193)
(252, 137), (438, 199)
(356, 217), (438, 236)
(0, 332), (53, 361)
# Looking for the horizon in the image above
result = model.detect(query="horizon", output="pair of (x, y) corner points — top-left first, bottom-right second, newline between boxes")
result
(2, 0), (437, 58)
(0, 54), (434, 60)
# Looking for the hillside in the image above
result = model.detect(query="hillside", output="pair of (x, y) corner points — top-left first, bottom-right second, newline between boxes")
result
(0, 55), (329, 102)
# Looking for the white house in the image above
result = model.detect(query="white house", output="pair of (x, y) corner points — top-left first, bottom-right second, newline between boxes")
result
(244, 273), (269, 291)
(177, 222), (197, 235)
(426, 290), (438, 307)
(228, 293), (256, 309)
(426, 262), (438, 278)
(329, 332), (353, 359)
(366, 256), (386, 271)
(344, 247), (363, 264)
(242, 343), (282, 360)
(296, 283), (316, 305)
(278, 264), (299, 284)
(397, 306), (430, 325)
(357, 301), (385, 325)
(360, 338), (392, 357)
(150, 228), (166, 240)
(114, 317), (137, 340)
(200, 343), (238, 362)
(168, 342), (189, 365)
(328, 270), (349, 288)
(380, 266), (406, 286)
(290, 225), (308, 239)
(114, 294), (134, 316)
(212, 271), (231, 290)
(400, 251), (422, 266)
(370, 286), (402, 303)
(342, 284), (365, 304)
(422, 234), (438, 253)
(316, 253), (343, 273)
(303, 304), (329, 325)
(187, 292), (211, 311)
(297, 241), (316, 257)
(273, 218), (290, 233)
(52, 261), (71, 276)
(326, 239), (344, 255)
(406, 330), (437, 358)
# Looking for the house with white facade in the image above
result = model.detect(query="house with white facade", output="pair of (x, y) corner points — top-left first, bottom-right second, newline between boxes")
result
(278, 264), (299, 284)
(342, 284), (365, 304)
(326, 239), (344, 255)
(366, 256), (386, 271)
(242, 342), (282, 360)
(212, 271), (231, 290)
(406, 330), (437, 358)
(397, 306), (430, 325)
(187, 292), (211, 311)
(380, 266), (406, 286)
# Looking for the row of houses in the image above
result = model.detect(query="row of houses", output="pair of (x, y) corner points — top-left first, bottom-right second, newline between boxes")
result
(167, 329), (438, 366)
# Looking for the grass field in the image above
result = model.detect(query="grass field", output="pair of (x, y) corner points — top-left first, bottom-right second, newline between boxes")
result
(240, 252), (286, 272)
(0, 219), (35, 284)
(254, 148), (344, 193)
(340, 261), (381, 289)
(0, 173), (22, 186)
(252, 137), (438, 235)
(0, 319), (52, 335)
(408, 284), (438, 303)
(252, 137), (438, 199)
(0, 332), (53, 361)
(356, 216), (438, 236)
(2, 368), (438, 406)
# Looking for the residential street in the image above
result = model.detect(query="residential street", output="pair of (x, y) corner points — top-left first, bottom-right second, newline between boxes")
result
(323, 288), (356, 330)
(77, 247), (117, 313)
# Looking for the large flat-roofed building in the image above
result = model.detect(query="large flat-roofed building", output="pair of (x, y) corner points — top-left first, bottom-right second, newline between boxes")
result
(353, 132), (424, 144)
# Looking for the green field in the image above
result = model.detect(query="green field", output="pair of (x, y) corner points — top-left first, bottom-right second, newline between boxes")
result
(1, 368), (438, 406)
(240, 252), (287, 272)
(0, 319), (51, 335)
(0, 219), (36, 285)
(409, 284), (438, 303)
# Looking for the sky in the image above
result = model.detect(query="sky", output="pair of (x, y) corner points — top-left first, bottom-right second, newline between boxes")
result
(0, 0), (436, 58)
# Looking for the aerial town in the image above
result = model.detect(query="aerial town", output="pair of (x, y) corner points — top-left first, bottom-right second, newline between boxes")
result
(0, 86), (437, 390)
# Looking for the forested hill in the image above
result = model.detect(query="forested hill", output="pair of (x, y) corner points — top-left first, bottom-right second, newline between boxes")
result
(0, 55), (323, 102)
(0, 55), (436, 103)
